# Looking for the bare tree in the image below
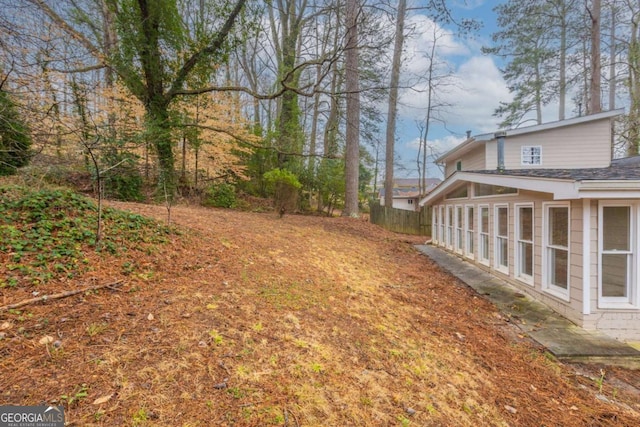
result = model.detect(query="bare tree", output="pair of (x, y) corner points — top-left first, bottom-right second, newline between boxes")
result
(343, 0), (360, 217)
(383, 0), (406, 209)
(588, 0), (602, 113)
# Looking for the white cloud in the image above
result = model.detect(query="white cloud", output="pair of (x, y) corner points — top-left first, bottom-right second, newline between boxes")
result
(399, 55), (510, 135)
(403, 15), (469, 77)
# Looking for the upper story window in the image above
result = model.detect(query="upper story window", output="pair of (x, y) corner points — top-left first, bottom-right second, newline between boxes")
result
(521, 146), (542, 165)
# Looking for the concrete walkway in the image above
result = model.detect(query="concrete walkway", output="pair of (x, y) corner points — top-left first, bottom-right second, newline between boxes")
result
(415, 245), (640, 369)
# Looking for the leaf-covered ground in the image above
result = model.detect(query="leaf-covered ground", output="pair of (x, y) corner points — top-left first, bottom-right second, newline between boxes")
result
(1, 189), (639, 426)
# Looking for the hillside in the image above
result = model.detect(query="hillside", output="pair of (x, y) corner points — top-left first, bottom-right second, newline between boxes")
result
(1, 186), (639, 426)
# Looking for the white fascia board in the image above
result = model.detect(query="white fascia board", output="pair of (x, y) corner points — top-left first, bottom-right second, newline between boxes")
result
(576, 180), (640, 199)
(503, 109), (624, 137)
(458, 173), (580, 200)
(577, 180), (640, 191)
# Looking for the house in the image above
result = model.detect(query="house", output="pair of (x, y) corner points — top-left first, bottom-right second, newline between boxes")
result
(419, 109), (640, 341)
(379, 178), (441, 211)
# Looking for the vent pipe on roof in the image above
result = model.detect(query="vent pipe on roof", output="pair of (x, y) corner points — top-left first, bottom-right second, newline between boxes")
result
(466, 130), (471, 139)
(495, 131), (506, 172)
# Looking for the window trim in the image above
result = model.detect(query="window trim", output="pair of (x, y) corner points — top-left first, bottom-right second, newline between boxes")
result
(597, 201), (637, 309)
(478, 204), (490, 266)
(515, 203), (534, 286)
(494, 204), (509, 274)
(542, 202), (571, 302)
(521, 145), (542, 165)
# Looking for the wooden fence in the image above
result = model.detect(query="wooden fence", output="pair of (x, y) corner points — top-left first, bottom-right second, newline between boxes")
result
(369, 202), (431, 236)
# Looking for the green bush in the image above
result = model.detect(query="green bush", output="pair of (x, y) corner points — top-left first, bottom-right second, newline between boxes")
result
(203, 183), (237, 208)
(104, 167), (144, 202)
(263, 168), (302, 190)
(263, 168), (302, 213)
(100, 152), (144, 202)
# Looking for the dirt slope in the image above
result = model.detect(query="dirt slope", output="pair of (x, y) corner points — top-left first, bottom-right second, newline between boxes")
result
(1, 202), (639, 426)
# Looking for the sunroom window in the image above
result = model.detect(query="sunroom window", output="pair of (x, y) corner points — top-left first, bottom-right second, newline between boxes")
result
(516, 205), (534, 284)
(465, 206), (474, 258)
(479, 206), (489, 264)
(495, 205), (509, 272)
(600, 205), (633, 305)
(545, 205), (569, 299)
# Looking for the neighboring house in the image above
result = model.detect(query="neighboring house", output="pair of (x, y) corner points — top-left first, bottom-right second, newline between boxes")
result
(419, 109), (640, 341)
(379, 178), (441, 211)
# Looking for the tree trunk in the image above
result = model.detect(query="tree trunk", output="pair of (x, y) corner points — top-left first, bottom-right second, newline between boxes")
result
(100, 0), (118, 139)
(343, 0), (360, 217)
(148, 100), (176, 199)
(535, 62), (542, 124)
(559, 4), (567, 120)
(272, 0), (304, 170)
(609, 3), (616, 110)
(384, 0), (407, 208)
(589, 0), (602, 114)
(628, 7), (640, 154)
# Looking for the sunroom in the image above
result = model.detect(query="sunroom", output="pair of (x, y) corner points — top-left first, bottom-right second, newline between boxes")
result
(422, 165), (640, 341)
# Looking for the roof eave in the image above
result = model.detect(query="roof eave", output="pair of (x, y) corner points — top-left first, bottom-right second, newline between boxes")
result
(419, 172), (579, 205)
(420, 173), (640, 206)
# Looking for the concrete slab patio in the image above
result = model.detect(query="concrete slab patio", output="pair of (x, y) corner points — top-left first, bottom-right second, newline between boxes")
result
(415, 245), (640, 369)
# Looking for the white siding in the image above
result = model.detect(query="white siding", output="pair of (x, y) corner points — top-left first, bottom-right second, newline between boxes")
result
(392, 198), (417, 211)
(453, 118), (613, 172)
(445, 163), (456, 178)
(462, 146), (486, 172)
(502, 120), (612, 169)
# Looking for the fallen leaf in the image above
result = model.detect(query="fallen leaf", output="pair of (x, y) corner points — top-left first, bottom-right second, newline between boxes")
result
(92, 393), (114, 405)
(147, 313), (154, 321)
(39, 335), (54, 345)
(0, 322), (11, 330)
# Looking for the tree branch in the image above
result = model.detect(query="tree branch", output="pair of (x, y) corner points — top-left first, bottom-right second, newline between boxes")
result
(0, 280), (124, 312)
(180, 123), (341, 159)
(30, 0), (105, 62)
(166, 0), (247, 101)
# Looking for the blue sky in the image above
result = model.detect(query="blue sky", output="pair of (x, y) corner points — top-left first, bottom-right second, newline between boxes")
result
(391, 0), (506, 179)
